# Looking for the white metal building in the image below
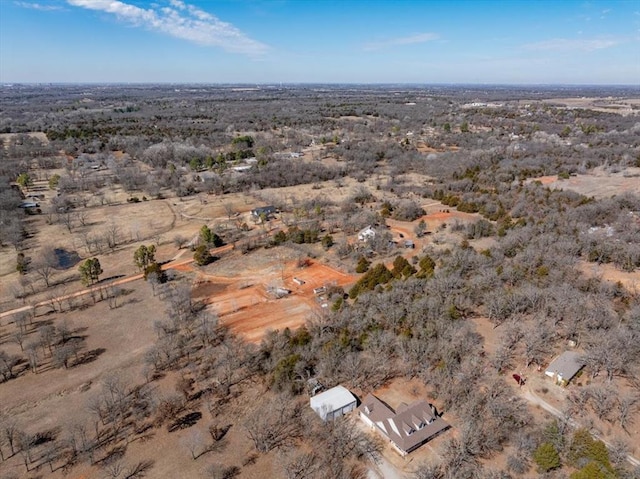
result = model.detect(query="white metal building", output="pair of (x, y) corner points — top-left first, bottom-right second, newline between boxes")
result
(310, 385), (357, 421)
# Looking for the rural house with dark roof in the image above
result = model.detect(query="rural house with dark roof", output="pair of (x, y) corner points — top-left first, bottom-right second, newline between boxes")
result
(250, 205), (276, 221)
(359, 394), (450, 456)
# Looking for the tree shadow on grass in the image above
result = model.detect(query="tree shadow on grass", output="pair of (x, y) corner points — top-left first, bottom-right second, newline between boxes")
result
(97, 275), (125, 284)
(73, 348), (106, 367)
(97, 444), (126, 466)
(167, 411), (202, 432)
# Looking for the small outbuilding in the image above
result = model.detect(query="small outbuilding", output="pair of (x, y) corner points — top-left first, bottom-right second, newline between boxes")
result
(310, 385), (357, 421)
(20, 201), (39, 209)
(358, 225), (376, 242)
(545, 351), (584, 386)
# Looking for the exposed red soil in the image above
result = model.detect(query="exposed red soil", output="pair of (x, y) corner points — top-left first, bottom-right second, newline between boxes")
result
(533, 175), (558, 184)
(423, 211), (452, 221)
(193, 260), (356, 343)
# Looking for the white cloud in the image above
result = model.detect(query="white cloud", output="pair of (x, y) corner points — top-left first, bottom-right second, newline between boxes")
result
(14, 1), (63, 10)
(523, 37), (619, 52)
(364, 32), (439, 51)
(66, 0), (268, 56)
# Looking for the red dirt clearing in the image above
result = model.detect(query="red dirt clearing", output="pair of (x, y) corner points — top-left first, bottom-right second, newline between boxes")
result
(423, 211), (452, 221)
(533, 175), (558, 184)
(194, 260), (356, 343)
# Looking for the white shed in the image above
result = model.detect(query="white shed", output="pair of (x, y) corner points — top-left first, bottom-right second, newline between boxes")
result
(358, 226), (376, 242)
(545, 351), (584, 386)
(310, 385), (357, 421)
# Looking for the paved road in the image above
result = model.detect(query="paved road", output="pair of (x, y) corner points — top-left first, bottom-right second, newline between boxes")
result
(0, 244), (233, 321)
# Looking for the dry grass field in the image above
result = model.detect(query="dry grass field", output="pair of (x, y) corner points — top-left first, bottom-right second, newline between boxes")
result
(533, 166), (640, 200)
(536, 97), (640, 116)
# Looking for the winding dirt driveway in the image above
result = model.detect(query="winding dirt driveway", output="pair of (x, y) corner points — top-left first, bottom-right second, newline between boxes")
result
(522, 386), (640, 468)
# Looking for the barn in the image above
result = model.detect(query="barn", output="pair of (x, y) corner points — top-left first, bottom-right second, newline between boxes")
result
(310, 385), (357, 421)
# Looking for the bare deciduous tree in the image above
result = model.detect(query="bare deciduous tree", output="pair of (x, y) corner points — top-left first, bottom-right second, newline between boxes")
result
(243, 395), (303, 453)
(26, 343), (39, 373)
(11, 331), (26, 352)
(173, 234), (188, 249)
(34, 246), (58, 288)
(0, 351), (22, 381)
(278, 449), (320, 479)
(181, 429), (206, 460)
(0, 418), (19, 457)
(105, 220), (120, 252)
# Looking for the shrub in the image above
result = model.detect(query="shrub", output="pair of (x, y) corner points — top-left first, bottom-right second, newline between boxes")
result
(533, 442), (561, 472)
(193, 245), (213, 266)
(321, 234), (334, 249)
(355, 256), (371, 273)
(569, 429), (613, 473)
(144, 262), (167, 282)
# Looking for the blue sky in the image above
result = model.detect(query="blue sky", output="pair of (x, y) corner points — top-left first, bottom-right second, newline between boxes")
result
(1, 0), (639, 84)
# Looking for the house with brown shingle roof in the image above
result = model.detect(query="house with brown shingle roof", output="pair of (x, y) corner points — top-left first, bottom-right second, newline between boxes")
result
(358, 394), (450, 456)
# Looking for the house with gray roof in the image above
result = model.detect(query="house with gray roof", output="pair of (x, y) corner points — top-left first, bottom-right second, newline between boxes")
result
(545, 351), (584, 386)
(359, 394), (450, 456)
(250, 205), (277, 221)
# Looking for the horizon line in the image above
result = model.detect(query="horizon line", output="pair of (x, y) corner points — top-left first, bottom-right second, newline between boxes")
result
(2, 82), (639, 88)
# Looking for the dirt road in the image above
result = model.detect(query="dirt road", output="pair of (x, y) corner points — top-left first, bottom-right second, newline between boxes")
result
(0, 244), (233, 321)
(367, 456), (406, 479)
(522, 386), (640, 468)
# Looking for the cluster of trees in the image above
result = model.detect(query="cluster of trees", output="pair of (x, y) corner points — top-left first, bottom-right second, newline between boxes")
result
(192, 225), (224, 266)
(133, 244), (161, 280)
(380, 199), (425, 222)
(271, 226), (321, 246)
(349, 254), (433, 299)
(0, 313), (90, 384)
(78, 258), (102, 286)
(532, 425), (623, 478)
(0, 178), (25, 250)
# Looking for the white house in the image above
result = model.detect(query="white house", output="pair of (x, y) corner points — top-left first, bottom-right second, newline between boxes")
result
(358, 225), (376, 242)
(310, 385), (357, 421)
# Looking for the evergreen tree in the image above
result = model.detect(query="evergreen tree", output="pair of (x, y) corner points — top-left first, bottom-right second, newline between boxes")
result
(78, 258), (103, 286)
(200, 225), (222, 247)
(533, 442), (561, 472)
(134, 244), (156, 271)
(193, 245), (213, 266)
